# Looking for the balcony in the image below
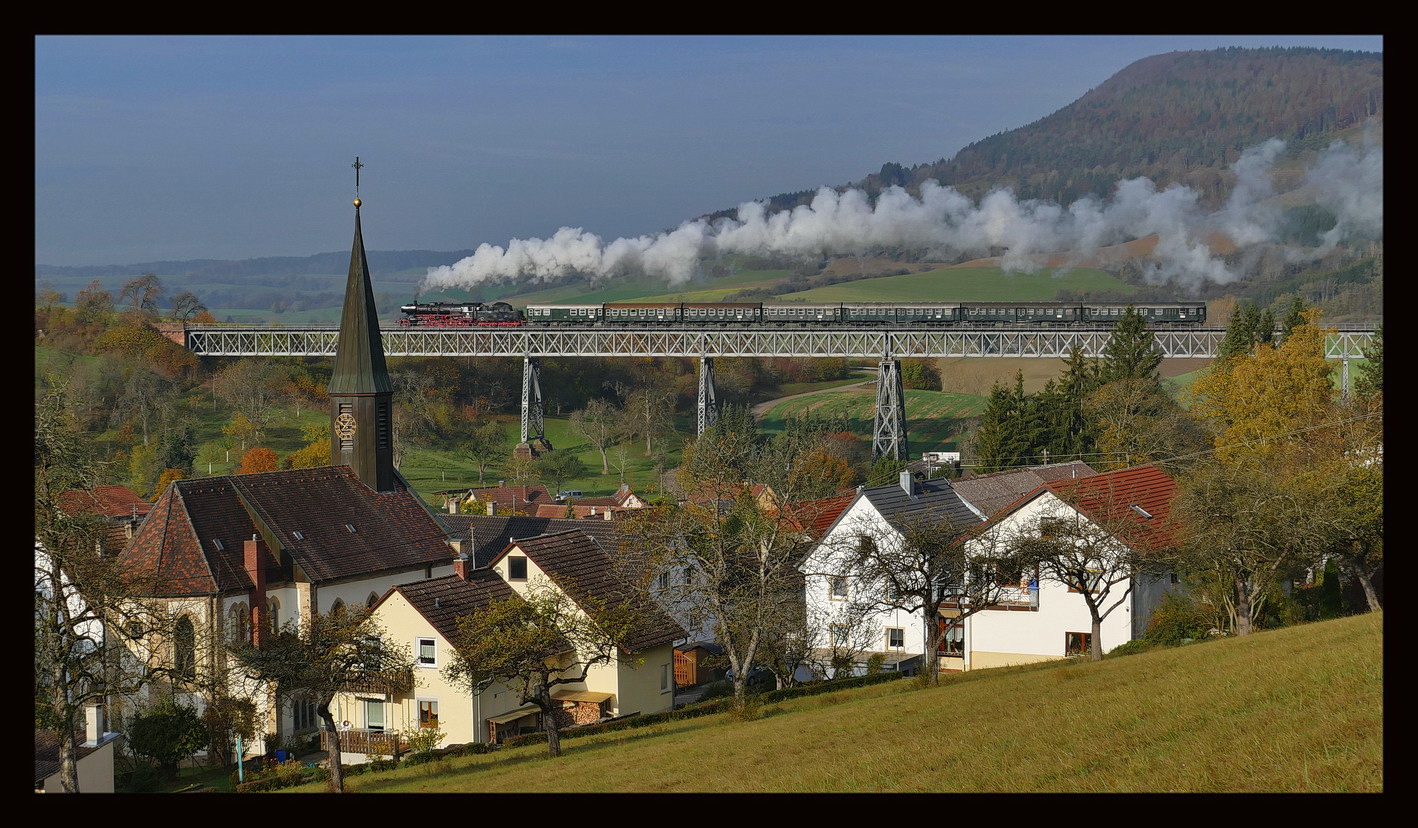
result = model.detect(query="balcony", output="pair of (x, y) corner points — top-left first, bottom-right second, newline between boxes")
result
(320, 728), (407, 758)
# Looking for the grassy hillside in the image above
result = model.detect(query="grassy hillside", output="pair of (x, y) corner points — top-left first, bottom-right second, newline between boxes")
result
(777, 265), (1133, 302)
(283, 612), (1381, 793)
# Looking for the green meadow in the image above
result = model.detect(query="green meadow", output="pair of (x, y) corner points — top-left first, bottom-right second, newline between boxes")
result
(276, 612), (1382, 794)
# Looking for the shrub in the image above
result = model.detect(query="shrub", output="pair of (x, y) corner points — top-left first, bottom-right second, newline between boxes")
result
(1143, 592), (1213, 646)
(127, 698), (207, 778)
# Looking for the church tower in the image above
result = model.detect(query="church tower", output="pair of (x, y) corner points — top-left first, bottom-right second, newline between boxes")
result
(328, 165), (396, 492)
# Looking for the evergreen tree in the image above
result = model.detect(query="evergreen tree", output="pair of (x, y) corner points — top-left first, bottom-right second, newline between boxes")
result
(1217, 303), (1261, 364)
(1255, 308), (1276, 348)
(1354, 324), (1382, 402)
(1280, 296), (1309, 342)
(971, 372), (1035, 473)
(1099, 305), (1162, 384)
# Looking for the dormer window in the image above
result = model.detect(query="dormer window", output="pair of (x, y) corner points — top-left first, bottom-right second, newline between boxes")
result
(507, 555), (528, 581)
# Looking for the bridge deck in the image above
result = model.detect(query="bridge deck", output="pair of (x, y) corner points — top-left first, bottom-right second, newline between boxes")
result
(180, 324), (1377, 359)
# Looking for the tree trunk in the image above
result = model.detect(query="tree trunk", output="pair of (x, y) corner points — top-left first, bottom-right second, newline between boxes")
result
(537, 685), (563, 757)
(57, 724), (80, 793)
(1354, 568), (1381, 612)
(921, 611), (941, 685)
(318, 705), (346, 793)
(1234, 574), (1254, 636)
(1090, 614), (1104, 661)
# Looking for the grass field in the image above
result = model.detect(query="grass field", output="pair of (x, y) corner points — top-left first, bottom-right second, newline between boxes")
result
(271, 612), (1382, 794)
(778, 265), (1134, 302)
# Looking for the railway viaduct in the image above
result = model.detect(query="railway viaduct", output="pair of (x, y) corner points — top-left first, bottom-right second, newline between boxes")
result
(162, 322), (1377, 461)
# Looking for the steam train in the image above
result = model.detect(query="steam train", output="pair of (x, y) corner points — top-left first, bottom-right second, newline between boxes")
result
(399, 300), (1207, 328)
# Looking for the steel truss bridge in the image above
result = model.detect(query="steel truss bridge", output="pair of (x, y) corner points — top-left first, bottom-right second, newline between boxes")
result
(180, 323), (1378, 461)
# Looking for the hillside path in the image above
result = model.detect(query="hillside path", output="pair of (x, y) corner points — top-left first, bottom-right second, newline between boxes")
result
(751, 371), (877, 419)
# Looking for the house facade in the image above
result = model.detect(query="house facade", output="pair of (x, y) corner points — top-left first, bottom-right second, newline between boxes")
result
(802, 466), (1181, 676)
(962, 464), (1183, 668)
(802, 473), (984, 678)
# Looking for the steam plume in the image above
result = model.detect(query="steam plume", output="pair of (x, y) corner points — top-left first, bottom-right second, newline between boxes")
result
(420, 136), (1381, 295)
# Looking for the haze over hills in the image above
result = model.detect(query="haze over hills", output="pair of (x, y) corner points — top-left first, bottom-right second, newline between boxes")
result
(36, 47), (1382, 323)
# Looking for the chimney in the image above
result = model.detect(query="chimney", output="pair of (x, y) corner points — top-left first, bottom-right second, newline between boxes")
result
(453, 552), (471, 580)
(900, 470), (914, 496)
(82, 702), (102, 747)
(246, 534), (268, 647)
(486, 500), (496, 516)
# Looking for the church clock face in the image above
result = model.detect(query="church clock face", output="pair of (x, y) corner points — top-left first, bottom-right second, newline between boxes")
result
(335, 412), (357, 441)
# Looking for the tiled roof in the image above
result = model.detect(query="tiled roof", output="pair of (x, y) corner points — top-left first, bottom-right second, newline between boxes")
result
(500, 529), (687, 652)
(58, 485), (152, 520)
(387, 569), (518, 644)
(119, 466), (452, 596)
(782, 494), (855, 540)
(434, 514), (628, 569)
(34, 728), (102, 788)
(464, 484), (554, 512)
(860, 477), (982, 534)
(1041, 464), (1179, 551)
(950, 461), (1098, 519)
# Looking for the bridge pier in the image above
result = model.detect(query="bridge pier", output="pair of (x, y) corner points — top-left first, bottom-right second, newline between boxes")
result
(518, 356), (551, 456)
(872, 358), (908, 461)
(697, 356), (719, 435)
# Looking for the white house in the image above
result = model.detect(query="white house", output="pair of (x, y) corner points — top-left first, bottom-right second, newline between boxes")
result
(802, 472), (984, 678)
(962, 464), (1183, 668)
(803, 465), (1182, 676)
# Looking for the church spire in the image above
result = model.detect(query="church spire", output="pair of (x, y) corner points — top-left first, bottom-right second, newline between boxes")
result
(328, 160), (396, 491)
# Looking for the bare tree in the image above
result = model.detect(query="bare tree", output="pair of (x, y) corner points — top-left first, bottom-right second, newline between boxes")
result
(442, 579), (638, 757)
(570, 397), (624, 475)
(35, 390), (174, 792)
(228, 608), (415, 793)
(118, 272), (164, 318)
(829, 507), (1018, 684)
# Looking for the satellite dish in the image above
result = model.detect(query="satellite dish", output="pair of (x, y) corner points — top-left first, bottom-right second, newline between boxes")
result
(340, 721), (350, 730)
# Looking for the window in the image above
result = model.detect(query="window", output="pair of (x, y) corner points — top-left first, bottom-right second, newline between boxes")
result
(829, 624), (852, 647)
(1065, 632), (1093, 657)
(366, 592), (379, 608)
(293, 694), (318, 731)
(173, 616), (196, 681)
(330, 598), (346, 617)
(938, 617), (964, 656)
(886, 627), (905, 650)
(507, 555), (528, 581)
(658, 570), (670, 590)
(829, 575), (849, 601)
(364, 699), (385, 732)
(418, 700), (439, 729)
(1067, 570), (1104, 593)
(661, 663), (672, 693)
(417, 637), (437, 668)
(268, 597), (280, 633)
(228, 602), (250, 644)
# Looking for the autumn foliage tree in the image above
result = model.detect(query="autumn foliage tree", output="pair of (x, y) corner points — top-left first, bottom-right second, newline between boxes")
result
(238, 447), (280, 474)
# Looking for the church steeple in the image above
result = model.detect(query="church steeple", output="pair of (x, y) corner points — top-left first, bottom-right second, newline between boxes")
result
(329, 161), (396, 492)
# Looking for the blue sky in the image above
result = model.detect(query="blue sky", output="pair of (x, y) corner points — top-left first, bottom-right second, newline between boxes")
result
(35, 35), (1382, 269)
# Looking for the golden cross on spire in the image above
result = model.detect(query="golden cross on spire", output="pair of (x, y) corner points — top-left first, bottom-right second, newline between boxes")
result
(352, 156), (364, 196)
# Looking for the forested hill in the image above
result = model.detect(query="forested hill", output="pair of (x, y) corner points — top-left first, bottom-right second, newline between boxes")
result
(745, 47), (1383, 216)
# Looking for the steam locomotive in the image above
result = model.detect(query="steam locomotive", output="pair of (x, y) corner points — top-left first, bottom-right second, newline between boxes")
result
(399, 300), (1207, 328)
(397, 301), (524, 327)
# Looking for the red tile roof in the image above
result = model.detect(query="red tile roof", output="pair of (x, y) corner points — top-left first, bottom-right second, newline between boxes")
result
(58, 485), (151, 520)
(1009, 464), (1179, 552)
(385, 569), (518, 644)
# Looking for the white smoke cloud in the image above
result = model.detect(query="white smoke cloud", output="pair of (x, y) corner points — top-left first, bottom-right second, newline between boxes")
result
(419, 137), (1382, 295)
